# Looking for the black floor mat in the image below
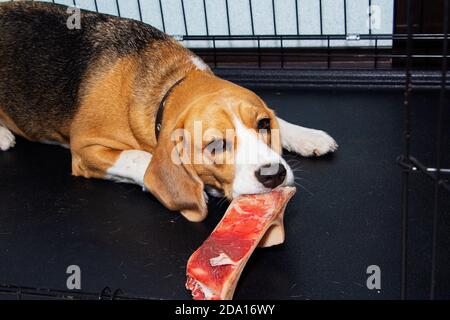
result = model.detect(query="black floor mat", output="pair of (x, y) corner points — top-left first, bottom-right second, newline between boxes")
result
(1, 88), (449, 299)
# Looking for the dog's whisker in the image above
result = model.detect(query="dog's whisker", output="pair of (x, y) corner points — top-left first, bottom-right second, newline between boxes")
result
(287, 161), (303, 168)
(289, 162), (302, 168)
(286, 158), (302, 163)
(287, 162), (305, 171)
(294, 176), (312, 184)
(217, 196), (229, 207)
(288, 159), (302, 164)
(294, 181), (314, 196)
(293, 167), (310, 174)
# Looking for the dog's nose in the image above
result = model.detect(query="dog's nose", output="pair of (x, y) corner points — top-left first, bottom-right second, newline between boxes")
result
(255, 163), (287, 189)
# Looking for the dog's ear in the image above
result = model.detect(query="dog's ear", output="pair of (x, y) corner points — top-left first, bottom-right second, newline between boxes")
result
(144, 124), (207, 222)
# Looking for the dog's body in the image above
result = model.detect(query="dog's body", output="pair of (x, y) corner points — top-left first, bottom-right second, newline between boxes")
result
(0, 2), (337, 221)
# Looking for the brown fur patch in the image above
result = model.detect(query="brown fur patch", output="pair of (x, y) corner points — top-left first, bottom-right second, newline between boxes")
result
(70, 55), (142, 178)
(0, 107), (28, 139)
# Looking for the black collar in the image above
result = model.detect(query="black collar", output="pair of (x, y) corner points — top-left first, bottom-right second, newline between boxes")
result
(155, 77), (186, 140)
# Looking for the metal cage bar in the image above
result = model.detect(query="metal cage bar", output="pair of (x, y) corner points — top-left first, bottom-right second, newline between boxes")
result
(400, 0), (413, 300)
(397, 0), (449, 300)
(159, 0), (166, 32)
(180, 0), (188, 35)
(225, 0), (231, 35)
(430, 0), (449, 300)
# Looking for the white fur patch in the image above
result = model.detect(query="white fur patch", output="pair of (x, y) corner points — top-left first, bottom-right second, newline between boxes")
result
(42, 140), (70, 149)
(105, 150), (152, 187)
(190, 56), (209, 71)
(0, 125), (15, 151)
(277, 117), (338, 157)
(232, 117), (294, 198)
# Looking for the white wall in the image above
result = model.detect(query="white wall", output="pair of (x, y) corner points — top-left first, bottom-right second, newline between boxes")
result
(2, 0), (394, 48)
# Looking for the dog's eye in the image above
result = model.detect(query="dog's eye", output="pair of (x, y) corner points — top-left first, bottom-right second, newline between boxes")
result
(257, 118), (271, 131)
(205, 139), (227, 155)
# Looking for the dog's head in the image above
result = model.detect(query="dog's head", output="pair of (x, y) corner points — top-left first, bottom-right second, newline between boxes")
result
(145, 73), (294, 221)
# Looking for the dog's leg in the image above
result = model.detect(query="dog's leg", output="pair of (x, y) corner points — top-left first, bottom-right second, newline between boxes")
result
(0, 124), (16, 151)
(276, 117), (338, 157)
(105, 150), (153, 188)
(71, 145), (152, 188)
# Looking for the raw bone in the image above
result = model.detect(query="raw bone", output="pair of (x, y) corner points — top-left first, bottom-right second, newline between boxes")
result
(186, 186), (296, 300)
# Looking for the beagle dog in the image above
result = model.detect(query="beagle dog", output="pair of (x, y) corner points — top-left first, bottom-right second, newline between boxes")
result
(0, 2), (337, 222)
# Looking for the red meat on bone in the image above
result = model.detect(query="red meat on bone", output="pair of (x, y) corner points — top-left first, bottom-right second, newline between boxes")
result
(186, 186), (296, 300)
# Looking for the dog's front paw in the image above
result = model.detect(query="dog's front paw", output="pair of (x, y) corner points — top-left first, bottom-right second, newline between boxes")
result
(288, 129), (338, 157)
(0, 126), (15, 151)
(181, 209), (208, 222)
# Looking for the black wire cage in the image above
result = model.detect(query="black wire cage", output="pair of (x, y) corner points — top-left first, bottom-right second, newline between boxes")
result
(0, 0), (448, 300)
(38, 0), (449, 81)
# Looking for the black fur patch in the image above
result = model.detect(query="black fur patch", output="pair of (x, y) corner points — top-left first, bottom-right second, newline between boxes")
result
(0, 1), (167, 139)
